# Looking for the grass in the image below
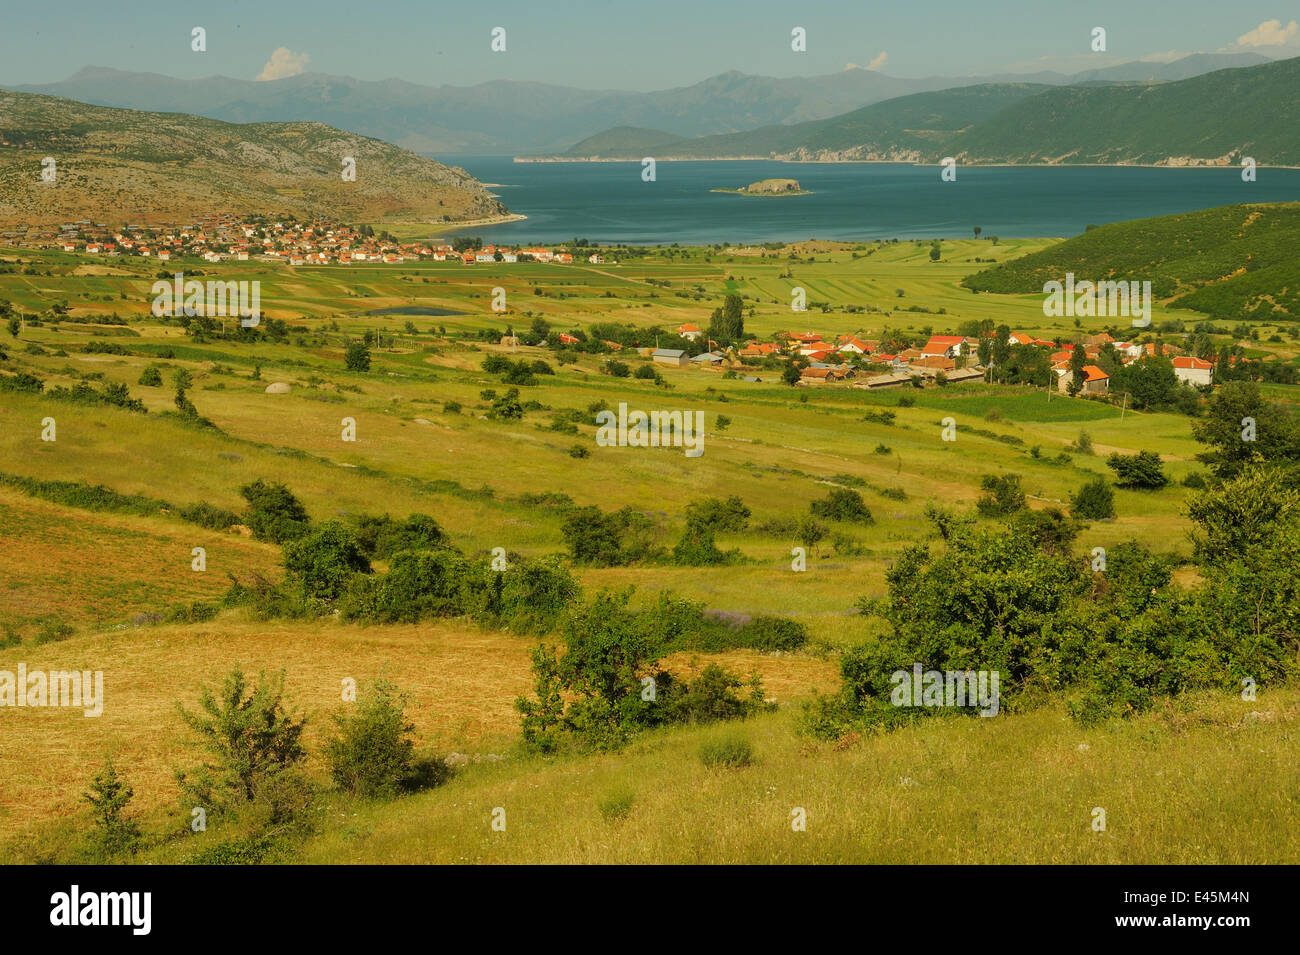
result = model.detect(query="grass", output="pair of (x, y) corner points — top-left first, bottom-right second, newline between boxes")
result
(1, 237), (1296, 863)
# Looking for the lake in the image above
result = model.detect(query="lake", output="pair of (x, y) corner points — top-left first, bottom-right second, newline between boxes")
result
(442, 156), (1300, 246)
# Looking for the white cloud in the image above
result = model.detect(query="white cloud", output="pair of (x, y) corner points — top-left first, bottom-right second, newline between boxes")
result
(867, 51), (889, 71)
(256, 47), (311, 81)
(1227, 19), (1300, 49)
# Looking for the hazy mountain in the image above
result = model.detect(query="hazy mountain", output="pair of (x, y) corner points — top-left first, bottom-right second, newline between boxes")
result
(8, 51), (1272, 156)
(542, 57), (1300, 167)
(0, 90), (507, 227)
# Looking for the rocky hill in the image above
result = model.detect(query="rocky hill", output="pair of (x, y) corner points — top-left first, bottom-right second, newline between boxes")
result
(0, 90), (509, 227)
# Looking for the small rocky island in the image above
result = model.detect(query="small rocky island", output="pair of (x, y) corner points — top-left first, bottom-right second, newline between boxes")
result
(711, 177), (813, 197)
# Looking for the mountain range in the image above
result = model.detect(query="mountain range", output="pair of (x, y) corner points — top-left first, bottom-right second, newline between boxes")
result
(8, 52), (1274, 157)
(542, 57), (1300, 166)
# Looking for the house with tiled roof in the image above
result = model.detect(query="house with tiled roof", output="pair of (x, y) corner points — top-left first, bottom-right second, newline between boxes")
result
(1172, 356), (1213, 386)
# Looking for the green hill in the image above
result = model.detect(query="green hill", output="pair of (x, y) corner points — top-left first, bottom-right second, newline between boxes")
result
(0, 90), (508, 227)
(549, 56), (1300, 166)
(951, 57), (1300, 165)
(558, 126), (688, 158)
(962, 202), (1300, 322)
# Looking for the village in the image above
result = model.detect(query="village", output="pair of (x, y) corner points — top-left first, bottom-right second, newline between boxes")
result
(653, 325), (1217, 393)
(1, 214), (595, 266)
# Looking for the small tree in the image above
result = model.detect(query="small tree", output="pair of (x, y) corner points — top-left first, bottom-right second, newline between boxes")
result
(1069, 477), (1116, 520)
(344, 340), (371, 372)
(325, 680), (416, 797)
(1067, 344), (1086, 396)
(796, 515), (827, 555)
(175, 668), (307, 814)
(138, 365), (163, 387)
(976, 473), (1027, 516)
(83, 761), (142, 857)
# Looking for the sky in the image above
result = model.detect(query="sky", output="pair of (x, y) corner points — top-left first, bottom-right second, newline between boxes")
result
(1, 0), (1297, 90)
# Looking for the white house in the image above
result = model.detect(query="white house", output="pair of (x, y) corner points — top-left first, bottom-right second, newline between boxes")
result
(1172, 356), (1214, 386)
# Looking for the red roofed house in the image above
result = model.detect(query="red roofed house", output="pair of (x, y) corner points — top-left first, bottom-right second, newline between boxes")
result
(1172, 356), (1213, 386)
(1056, 363), (1110, 395)
(677, 323), (702, 342)
(921, 335), (966, 359)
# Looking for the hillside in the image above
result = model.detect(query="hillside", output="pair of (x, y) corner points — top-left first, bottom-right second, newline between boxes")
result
(0, 90), (509, 227)
(545, 57), (1300, 166)
(963, 202), (1300, 322)
(557, 126), (688, 158)
(951, 57), (1300, 165)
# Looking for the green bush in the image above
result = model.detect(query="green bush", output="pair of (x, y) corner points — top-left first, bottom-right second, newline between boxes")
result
(350, 513), (445, 559)
(976, 473), (1026, 516)
(175, 668), (307, 816)
(240, 479), (310, 543)
(283, 522), (371, 601)
(1106, 451), (1168, 489)
(82, 761), (142, 859)
(811, 487), (874, 524)
(138, 365), (163, 387)
(1069, 477), (1116, 520)
(684, 495), (751, 531)
(325, 680), (417, 798)
(179, 500), (241, 531)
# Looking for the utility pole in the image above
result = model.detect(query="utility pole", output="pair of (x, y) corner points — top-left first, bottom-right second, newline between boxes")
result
(1120, 392), (1128, 421)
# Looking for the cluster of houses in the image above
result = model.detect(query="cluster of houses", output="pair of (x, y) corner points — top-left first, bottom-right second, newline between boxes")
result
(656, 326), (1217, 391)
(8, 215), (594, 267)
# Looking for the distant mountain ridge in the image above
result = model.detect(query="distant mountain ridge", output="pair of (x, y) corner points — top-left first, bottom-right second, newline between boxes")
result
(0, 90), (507, 227)
(7, 51), (1273, 156)
(541, 57), (1300, 167)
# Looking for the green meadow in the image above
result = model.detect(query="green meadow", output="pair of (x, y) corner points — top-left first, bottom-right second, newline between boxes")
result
(1, 237), (1295, 862)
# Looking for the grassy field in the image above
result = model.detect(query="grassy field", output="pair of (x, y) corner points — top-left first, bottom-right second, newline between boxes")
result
(1, 237), (1295, 862)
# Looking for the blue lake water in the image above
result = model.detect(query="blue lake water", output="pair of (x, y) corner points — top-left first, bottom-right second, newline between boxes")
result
(441, 156), (1300, 245)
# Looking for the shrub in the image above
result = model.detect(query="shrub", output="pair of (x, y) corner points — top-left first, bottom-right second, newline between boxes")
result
(344, 341), (371, 372)
(283, 522), (372, 601)
(569, 444), (590, 458)
(671, 521), (730, 565)
(350, 513), (445, 559)
(1106, 451), (1168, 489)
(488, 387), (524, 420)
(811, 487), (874, 524)
(561, 506), (657, 566)
(1070, 477), (1116, 520)
(175, 668), (307, 815)
(634, 364), (656, 380)
(33, 620), (74, 645)
(698, 735), (754, 768)
(339, 549), (466, 623)
(735, 615), (807, 651)
(179, 500), (241, 531)
(325, 680), (417, 798)
(976, 473), (1026, 516)
(138, 365), (163, 387)
(240, 479), (310, 543)
(443, 400), (461, 414)
(82, 761), (142, 858)
(684, 495), (751, 531)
